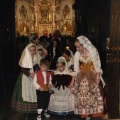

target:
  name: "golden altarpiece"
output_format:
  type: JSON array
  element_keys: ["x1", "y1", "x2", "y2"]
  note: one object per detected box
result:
[{"x1": 15, "y1": 0, "x2": 75, "y2": 36}]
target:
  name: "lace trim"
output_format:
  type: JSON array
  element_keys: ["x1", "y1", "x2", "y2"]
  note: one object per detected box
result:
[{"x1": 80, "y1": 55, "x2": 91, "y2": 63}]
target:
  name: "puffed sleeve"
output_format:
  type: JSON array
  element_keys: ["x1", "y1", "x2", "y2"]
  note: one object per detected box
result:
[
  {"x1": 74, "y1": 51, "x2": 80, "y2": 75},
  {"x1": 92, "y1": 48, "x2": 103, "y2": 74}
]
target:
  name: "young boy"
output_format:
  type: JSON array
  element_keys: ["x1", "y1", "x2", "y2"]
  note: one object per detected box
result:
[{"x1": 33, "y1": 58, "x2": 51, "y2": 120}]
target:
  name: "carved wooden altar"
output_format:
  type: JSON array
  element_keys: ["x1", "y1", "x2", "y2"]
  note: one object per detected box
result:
[{"x1": 15, "y1": 0, "x2": 75, "y2": 36}]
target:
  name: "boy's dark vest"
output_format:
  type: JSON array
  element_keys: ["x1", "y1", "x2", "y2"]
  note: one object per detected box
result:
[{"x1": 36, "y1": 70, "x2": 50, "y2": 91}]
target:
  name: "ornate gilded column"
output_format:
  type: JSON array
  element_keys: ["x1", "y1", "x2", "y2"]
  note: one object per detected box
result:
[
  {"x1": 34, "y1": 0, "x2": 38, "y2": 27},
  {"x1": 107, "y1": 0, "x2": 120, "y2": 118},
  {"x1": 52, "y1": 3, "x2": 55, "y2": 31}
]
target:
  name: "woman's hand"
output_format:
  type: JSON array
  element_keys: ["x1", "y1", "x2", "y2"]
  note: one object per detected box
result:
[
  {"x1": 29, "y1": 73, "x2": 34, "y2": 79},
  {"x1": 96, "y1": 73, "x2": 100, "y2": 84},
  {"x1": 96, "y1": 78, "x2": 100, "y2": 84}
]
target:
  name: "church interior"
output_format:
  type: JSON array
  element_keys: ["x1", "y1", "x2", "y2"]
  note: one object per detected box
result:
[
  {"x1": 0, "y1": 0, "x2": 120, "y2": 120},
  {"x1": 15, "y1": 0, "x2": 75, "y2": 36}
]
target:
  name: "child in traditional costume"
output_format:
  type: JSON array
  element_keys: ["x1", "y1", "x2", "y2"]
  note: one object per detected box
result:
[
  {"x1": 11, "y1": 43, "x2": 41, "y2": 113},
  {"x1": 33, "y1": 59, "x2": 51, "y2": 119},
  {"x1": 48, "y1": 56, "x2": 75, "y2": 116},
  {"x1": 74, "y1": 36, "x2": 106, "y2": 120},
  {"x1": 62, "y1": 50, "x2": 74, "y2": 71}
]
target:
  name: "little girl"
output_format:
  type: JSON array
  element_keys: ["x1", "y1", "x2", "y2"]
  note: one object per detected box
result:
[
  {"x1": 62, "y1": 50, "x2": 74, "y2": 71},
  {"x1": 11, "y1": 43, "x2": 41, "y2": 113},
  {"x1": 48, "y1": 56, "x2": 75, "y2": 115}
]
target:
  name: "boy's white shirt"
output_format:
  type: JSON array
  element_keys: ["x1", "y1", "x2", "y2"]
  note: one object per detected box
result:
[{"x1": 33, "y1": 71, "x2": 52, "y2": 90}]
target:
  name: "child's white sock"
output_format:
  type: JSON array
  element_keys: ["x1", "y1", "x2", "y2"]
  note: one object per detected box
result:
[
  {"x1": 37, "y1": 109, "x2": 43, "y2": 120},
  {"x1": 37, "y1": 109, "x2": 43, "y2": 114}
]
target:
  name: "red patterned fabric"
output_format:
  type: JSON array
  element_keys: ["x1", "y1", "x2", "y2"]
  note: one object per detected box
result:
[{"x1": 36, "y1": 70, "x2": 50, "y2": 88}]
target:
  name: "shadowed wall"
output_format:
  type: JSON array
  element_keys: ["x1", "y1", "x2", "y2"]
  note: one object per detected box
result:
[{"x1": 107, "y1": 0, "x2": 120, "y2": 118}]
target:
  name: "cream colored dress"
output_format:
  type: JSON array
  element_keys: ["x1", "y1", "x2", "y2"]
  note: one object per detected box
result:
[{"x1": 48, "y1": 70, "x2": 75, "y2": 115}]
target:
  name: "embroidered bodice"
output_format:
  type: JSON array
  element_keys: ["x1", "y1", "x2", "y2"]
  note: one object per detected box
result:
[{"x1": 79, "y1": 56, "x2": 95, "y2": 75}]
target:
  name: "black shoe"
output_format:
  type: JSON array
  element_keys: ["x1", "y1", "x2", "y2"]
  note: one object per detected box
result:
[{"x1": 37, "y1": 114, "x2": 41, "y2": 120}]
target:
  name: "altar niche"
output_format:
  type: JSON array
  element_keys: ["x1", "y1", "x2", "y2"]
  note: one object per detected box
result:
[{"x1": 15, "y1": 0, "x2": 75, "y2": 36}]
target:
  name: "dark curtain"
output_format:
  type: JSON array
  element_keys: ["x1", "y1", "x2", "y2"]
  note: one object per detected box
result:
[{"x1": 0, "y1": 0, "x2": 16, "y2": 102}]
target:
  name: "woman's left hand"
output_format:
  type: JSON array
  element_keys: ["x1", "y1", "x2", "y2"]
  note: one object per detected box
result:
[
  {"x1": 96, "y1": 73, "x2": 100, "y2": 84},
  {"x1": 96, "y1": 78, "x2": 100, "y2": 84}
]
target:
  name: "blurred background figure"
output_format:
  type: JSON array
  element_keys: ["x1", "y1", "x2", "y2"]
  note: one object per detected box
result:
[
  {"x1": 47, "y1": 39, "x2": 61, "y2": 70},
  {"x1": 37, "y1": 48, "x2": 45, "y2": 59},
  {"x1": 53, "y1": 30, "x2": 66, "y2": 55},
  {"x1": 62, "y1": 50, "x2": 74, "y2": 71},
  {"x1": 31, "y1": 34, "x2": 48, "y2": 58}
]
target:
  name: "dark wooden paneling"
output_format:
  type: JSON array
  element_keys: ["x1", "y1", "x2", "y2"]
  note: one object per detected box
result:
[{"x1": 107, "y1": 0, "x2": 120, "y2": 118}]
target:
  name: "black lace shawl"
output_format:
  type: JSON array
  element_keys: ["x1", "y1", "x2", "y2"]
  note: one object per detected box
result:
[{"x1": 52, "y1": 74, "x2": 72, "y2": 90}]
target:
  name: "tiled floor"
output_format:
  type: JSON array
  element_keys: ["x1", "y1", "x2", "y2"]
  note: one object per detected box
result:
[
  {"x1": 0, "y1": 102, "x2": 81, "y2": 120},
  {"x1": 0, "y1": 102, "x2": 120, "y2": 120},
  {"x1": 1, "y1": 110, "x2": 120, "y2": 120},
  {"x1": 1, "y1": 110, "x2": 82, "y2": 120}
]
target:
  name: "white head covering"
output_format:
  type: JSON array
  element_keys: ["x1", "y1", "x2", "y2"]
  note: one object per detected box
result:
[
  {"x1": 29, "y1": 34, "x2": 34, "y2": 43},
  {"x1": 19, "y1": 43, "x2": 42, "y2": 68},
  {"x1": 68, "y1": 49, "x2": 74, "y2": 58},
  {"x1": 77, "y1": 35, "x2": 102, "y2": 73},
  {"x1": 74, "y1": 35, "x2": 105, "y2": 87},
  {"x1": 57, "y1": 56, "x2": 68, "y2": 71}
]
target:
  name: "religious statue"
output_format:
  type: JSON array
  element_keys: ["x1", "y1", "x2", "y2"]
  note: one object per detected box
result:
[
  {"x1": 23, "y1": 26, "x2": 27, "y2": 34},
  {"x1": 55, "y1": 0, "x2": 61, "y2": 7},
  {"x1": 62, "y1": 5, "x2": 70, "y2": 19},
  {"x1": 62, "y1": 23, "x2": 67, "y2": 35},
  {"x1": 31, "y1": 14, "x2": 35, "y2": 21},
  {"x1": 56, "y1": 24, "x2": 59, "y2": 29},
  {"x1": 39, "y1": 1, "x2": 51, "y2": 24},
  {"x1": 31, "y1": 25, "x2": 34, "y2": 32},
  {"x1": 19, "y1": 5, "x2": 28, "y2": 20}
]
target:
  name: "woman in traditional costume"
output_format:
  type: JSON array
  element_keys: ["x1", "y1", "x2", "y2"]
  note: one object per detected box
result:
[
  {"x1": 11, "y1": 43, "x2": 41, "y2": 113},
  {"x1": 74, "y1": 35, "x2": 106, "y2": 120}
]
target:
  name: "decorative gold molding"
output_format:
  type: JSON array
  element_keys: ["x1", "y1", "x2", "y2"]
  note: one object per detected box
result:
[{"x1": 15, "y1": 0, "x2": 75, "y2": 36}]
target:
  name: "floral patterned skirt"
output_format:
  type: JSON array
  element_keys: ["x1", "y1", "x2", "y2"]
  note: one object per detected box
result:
[{"x1": 74, "y1": 76, "x2": 104, "y2": 118}]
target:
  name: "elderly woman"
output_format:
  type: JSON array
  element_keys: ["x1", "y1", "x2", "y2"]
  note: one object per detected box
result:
[{"x1": 74, "y1": 36, "x2": 106, "y2": 120}]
